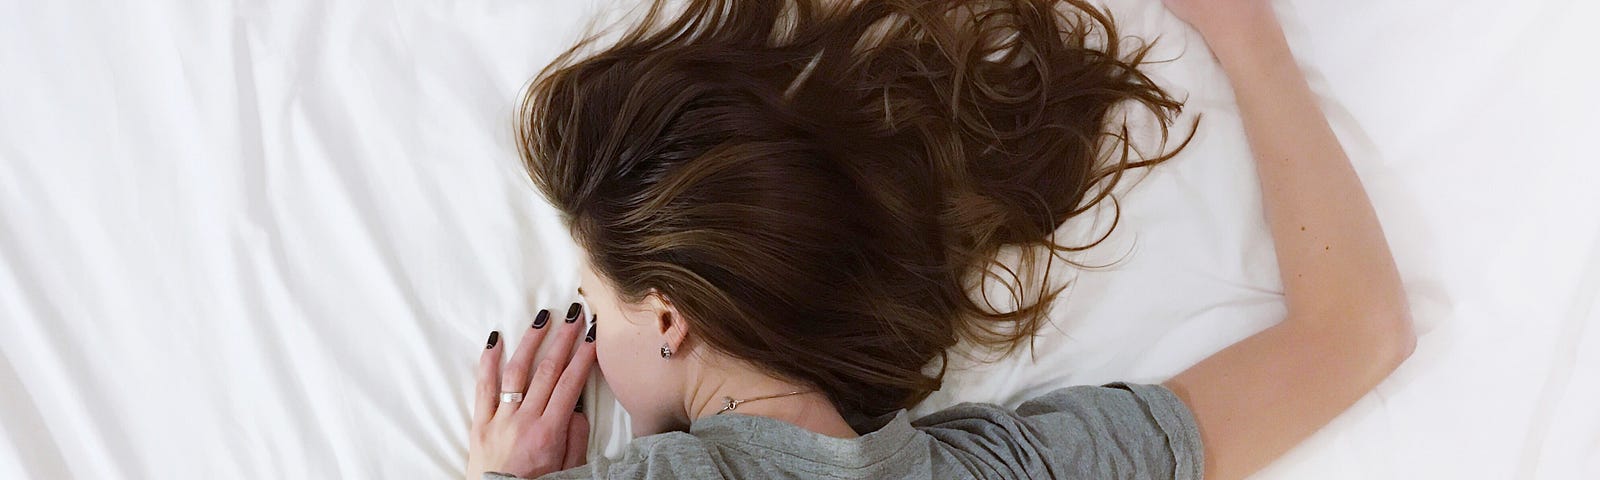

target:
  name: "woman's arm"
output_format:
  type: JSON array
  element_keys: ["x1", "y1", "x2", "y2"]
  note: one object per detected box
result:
[{"x1": 1159, "y1": 4, "x2": 1417, "y2": 480}]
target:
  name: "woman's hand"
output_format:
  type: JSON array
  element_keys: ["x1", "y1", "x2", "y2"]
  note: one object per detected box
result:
[
  {"x1": 1161, "y1": 0, "x2": 1279, "y2": 58},
  {"x1": 466, "y1": 305, "x2": 598, "y2": 480}
]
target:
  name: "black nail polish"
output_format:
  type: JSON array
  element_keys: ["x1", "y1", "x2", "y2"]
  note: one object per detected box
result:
[
  {"x1": 584, "y1": 323, "x2": 596, "y2": 343},
  {"x1": 532, "y1": 309, "x2": 550, "y2": 329},
  {"x1": 565, "y1": 302, "x2": 582, "y2": 323},
  {"x1": 485, "y1": 331, "x2": 499, "y2": 349}
]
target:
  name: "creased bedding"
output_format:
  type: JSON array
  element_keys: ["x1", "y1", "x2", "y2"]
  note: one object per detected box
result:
[{"x1": 1, "y1": 0, "x2": 1596, "y2": 478}]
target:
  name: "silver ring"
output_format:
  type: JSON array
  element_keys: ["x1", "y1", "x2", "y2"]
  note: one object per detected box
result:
[{"x1": 499, "y1": 391, "x2": 524, "y2": 404}]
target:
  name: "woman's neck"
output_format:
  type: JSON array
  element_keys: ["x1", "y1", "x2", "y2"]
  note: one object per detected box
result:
[{"x1": 680, "y1": 360, "x2": 859, "y2": 439}]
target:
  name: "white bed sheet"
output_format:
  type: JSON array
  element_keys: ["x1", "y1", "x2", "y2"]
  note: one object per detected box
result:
[{"x1": 1, "y1": 0, "x2": 1595, "y2": 478}]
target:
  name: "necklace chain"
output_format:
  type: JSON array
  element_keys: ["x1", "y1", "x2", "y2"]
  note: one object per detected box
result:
[{"x1": 715, "y1": 390, "x2": 811, "y2": 415}]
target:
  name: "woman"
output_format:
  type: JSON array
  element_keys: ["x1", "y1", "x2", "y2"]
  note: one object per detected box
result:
[{"x1": 466, "y1": 0, "x2": 1416, "y2": 478}]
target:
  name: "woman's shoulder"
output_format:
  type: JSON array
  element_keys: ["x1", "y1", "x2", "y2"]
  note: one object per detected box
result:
[{"x1": 911, "y1": 382, "x2": 1204, "y2": 480}]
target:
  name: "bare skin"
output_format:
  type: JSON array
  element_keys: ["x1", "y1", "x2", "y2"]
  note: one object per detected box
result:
[{"x1": 676, "y1": 354, "x2": 860, "y2": 439}]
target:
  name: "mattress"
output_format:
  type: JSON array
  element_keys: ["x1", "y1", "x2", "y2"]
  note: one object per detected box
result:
[{"x1": 1, "y1": 0, "x2": 1595, "y2": 478}]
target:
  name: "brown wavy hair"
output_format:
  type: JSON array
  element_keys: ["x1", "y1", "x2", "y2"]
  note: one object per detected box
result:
[{"x1": 516, "y1": 0, "x2": 1193, "y2": 419}]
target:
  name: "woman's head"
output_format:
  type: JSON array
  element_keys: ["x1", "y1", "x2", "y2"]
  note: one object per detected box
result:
[{"x1": 518, "y1": 0, "x2": 1191, "y2": 432}]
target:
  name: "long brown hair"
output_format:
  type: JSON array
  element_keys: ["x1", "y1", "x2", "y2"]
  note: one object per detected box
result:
[{"x1": 516, "y1": 0, "x2": 1193, "y2": 419}]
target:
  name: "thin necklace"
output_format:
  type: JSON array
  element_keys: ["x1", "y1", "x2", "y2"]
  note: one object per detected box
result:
[{"x1": 715, "y1": 390, "x2": 812, "y2": 415}]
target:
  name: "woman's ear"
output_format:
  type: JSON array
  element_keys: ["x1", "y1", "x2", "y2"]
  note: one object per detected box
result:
[{"x1": 648, "y1": 289, "x2": 689, "y2": 353}]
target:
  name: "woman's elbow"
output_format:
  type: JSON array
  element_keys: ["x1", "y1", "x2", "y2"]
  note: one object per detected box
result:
[{"x1": 1371, "y1": 307, "x2": 1417, "y2": 372}]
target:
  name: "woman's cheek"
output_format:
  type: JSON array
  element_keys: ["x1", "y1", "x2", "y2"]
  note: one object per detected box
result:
[
  {"x1": 594, "y1": 321, "x2": 620, "y2": 379},
  {"x1": 594, "y1": 320, "x2": 645, "y2": 409}
]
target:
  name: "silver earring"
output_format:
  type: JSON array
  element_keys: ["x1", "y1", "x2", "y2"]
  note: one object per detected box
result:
[{"x1": 659, "y1": 344, "x2": 673, "y2": 359}]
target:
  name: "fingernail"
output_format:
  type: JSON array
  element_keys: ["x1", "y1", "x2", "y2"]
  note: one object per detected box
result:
[
  {"x1": 532, "y1": 309, "x2": 550, "y2": 329},
  {"x1": 565, "y1": 302, "x2": 582, "y2": 323},
  {"x1": 584, "y1": 323, "x2": 596, "y2": 343},
  {"x1": 485, "y1": 331, "x2": 499, "y2": 349}
]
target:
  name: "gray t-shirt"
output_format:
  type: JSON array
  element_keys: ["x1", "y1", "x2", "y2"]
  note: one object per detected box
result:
[{"x1": 487, "y1": 382, "x2": 1203, "y2": 479}]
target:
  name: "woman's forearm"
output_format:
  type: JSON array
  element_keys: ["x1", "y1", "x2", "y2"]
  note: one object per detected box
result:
[{"x1": 1211, "y1": 15, "x2": 1410, "y2": 325}]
